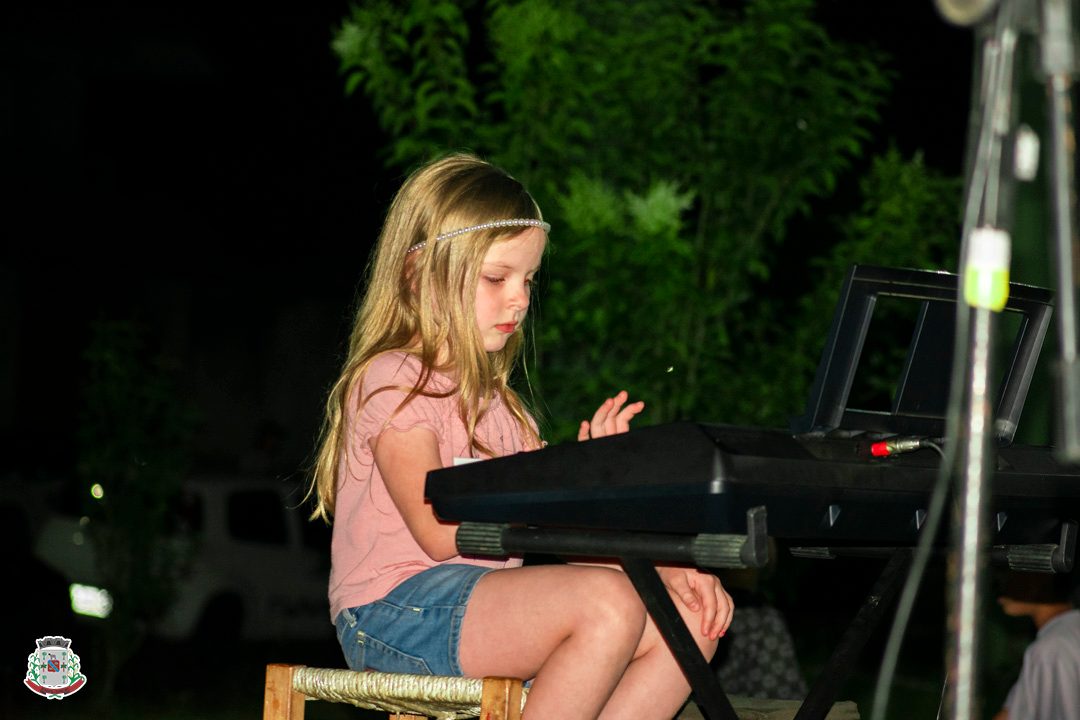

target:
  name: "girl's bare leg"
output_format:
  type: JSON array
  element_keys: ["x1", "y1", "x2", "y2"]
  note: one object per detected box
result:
[
  {"x1": 459, "y1": 564, "x2": 717, "y2": 720},
  {"x1": 597, "y1": 587, "x2": 718, "y2": 720}
]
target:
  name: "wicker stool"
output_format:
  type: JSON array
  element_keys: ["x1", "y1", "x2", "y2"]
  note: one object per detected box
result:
[{"x1": 263, "y1": 664, "x2": 526, "y2": 720}]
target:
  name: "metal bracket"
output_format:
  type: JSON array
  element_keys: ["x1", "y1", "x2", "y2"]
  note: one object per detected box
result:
[
  {"x1": 990, "y1": 520, "x2": 1077, "y2": 572},
  {"x1": 455, "y1": 506, "x2": 770, "y2": 569}
]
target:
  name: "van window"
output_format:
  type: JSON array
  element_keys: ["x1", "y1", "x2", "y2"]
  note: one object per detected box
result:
[{"x1": 227, "y1": 490, "x2": 288, "y2": 544}]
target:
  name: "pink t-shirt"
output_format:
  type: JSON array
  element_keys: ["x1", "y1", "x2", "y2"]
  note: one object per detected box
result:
[{"x1": 328, "y1": 352, "x2": 532, "y2": 622}]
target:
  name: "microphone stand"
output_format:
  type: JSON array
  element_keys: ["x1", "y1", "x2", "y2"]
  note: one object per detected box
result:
[
  {"x1": 889, "y1": 4, "x2": 1077, "y2": 720},
  {"x1": 938, "y1": 2, "x2": 1078, "y2": 720},
  {"x1": 944, "y1": 3, "x2": 1025, "y2": 720}
]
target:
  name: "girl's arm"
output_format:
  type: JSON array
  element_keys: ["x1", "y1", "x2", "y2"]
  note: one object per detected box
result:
[{"x1": 371, "y1": 425, "x2": 459, "y2": 561}]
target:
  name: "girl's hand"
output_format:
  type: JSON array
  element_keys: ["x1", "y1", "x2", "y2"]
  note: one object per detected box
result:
[
  {"x1": 657, "y1": 566, "x2": 734, "y2": 641},
  {"x1": 577, "y1": 390, "x2": 645, "y2": 440}
]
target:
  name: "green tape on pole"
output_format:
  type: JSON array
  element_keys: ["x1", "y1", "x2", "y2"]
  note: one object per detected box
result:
[
  {"x1": 964, "y1": 268, "x2": 1010, "y2": 311},
  {"x1": 964, "y1": 227, "x2": 1011, "y2": 311}
]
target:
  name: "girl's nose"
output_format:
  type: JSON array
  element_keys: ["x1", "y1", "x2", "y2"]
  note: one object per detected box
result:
[{"x1": 509, "y1": 281, "x2": 530, "y2": 310}]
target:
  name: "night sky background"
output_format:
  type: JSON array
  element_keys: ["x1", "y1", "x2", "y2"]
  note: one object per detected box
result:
[{"x1": 2, "y1": 1, "x2": 1020, "y2": 717}]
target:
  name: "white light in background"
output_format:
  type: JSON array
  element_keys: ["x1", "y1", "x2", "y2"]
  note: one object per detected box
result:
[{"x1": 70, "y1": 583, "x2": 112, "y2": 619}]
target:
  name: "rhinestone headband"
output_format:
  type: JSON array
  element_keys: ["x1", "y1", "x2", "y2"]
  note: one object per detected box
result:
[{"x1": 406, "y1": 218, "x2": 550, "y2": 254}]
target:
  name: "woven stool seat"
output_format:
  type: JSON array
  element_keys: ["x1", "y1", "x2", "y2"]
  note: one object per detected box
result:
[{"x1": 263, "y1": 663, "x2": 526, "y2": 720}]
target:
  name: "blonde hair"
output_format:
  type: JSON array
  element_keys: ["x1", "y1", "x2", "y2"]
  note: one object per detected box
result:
[{"x1": 309, "y1": 153, "x2": 545, "y2": 522}]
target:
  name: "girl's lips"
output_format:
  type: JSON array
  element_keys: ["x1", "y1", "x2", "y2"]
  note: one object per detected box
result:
[{"x1": 496, "y1": 323, "x2": 517, "y2": 333}]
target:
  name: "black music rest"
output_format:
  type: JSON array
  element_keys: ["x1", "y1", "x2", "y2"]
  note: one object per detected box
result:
[{"x1": 427, "y1": 421, "x2": 1080, "y2": 547}]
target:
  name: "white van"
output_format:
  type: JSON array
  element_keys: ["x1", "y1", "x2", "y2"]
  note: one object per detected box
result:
[{"x1": 33, "y1": 476, "x2": 333, "y2": 642}]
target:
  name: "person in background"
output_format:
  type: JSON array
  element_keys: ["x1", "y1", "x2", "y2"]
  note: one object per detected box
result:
[{"x1": 993, "y1": 570, "x2": 1080, "y2": 720}]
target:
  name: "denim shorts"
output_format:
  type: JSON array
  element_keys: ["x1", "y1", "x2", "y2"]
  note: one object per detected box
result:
[{"x1": 335, "y1": 564, "x2": 492, "y2": 677}]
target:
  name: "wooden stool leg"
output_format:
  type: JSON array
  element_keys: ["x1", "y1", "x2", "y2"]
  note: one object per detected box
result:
[
  {"x1": 264, "y1": 664, "x2": 306, "y2": 720},
  {"x1": 480, "y1": 677, "x2": 524, "y2": 720}
]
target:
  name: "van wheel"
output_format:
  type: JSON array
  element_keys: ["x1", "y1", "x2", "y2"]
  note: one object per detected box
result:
[{"x1": 195, "y1": 595, "x2": 243, "y2": 642}]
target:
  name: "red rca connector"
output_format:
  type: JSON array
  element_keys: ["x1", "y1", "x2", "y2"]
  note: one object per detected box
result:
[{"x1": 870, "y1": 437, "x2": 925, "y2": 457}]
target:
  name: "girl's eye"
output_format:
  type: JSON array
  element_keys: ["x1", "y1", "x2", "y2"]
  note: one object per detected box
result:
[{"x1": 484, "y1": 276, "x2": 505, "y2": 285}]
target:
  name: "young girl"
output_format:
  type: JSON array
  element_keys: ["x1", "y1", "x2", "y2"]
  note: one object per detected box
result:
[{"x1": 310, "y1": 153, "x2": 733, "y2": 720}]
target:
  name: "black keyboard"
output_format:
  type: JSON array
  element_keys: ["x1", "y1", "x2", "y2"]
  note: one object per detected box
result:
[{"x1": 426, "y1": 422, "x2": 1080, "y2": 546}]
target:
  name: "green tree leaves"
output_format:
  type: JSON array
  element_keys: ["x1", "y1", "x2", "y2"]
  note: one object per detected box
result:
[
  {"x1": 335, "y1": 0, "x2": 478, "y2": 165},
  {"x1": 333, "y1": 0, "x2": 959, "y2": 439}
]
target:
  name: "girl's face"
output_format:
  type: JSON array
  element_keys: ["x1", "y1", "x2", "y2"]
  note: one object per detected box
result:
[{"x1": 474, "y1": 227, "x2": 546, "y2": 352}]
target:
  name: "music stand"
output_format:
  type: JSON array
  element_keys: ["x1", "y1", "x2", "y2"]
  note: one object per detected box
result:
[{"x1": 791, "y1": 264, "x2": 1053, "y2": 443}]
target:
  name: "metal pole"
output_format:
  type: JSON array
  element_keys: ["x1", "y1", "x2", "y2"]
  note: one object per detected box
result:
[{"x1": 947, "y1": 306, "x2": 997, "y2": 720}]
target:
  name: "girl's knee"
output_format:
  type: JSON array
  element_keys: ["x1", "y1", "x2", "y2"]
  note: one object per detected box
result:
[{"x1": 575, "y1": 568, "x2": 647, "y2": 637}]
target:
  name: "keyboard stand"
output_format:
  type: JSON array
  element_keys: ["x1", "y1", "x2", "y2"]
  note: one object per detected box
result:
[
  {"x1": 620, "y1": 556, "x2": 739, "y2": 720},
  {"x1": 793, "y1": 549, "x2": 911, "y2": 720},
  {"x1": 456, "y1": 521, "x2": 916, "y2": 720},
  {"x1": 456, "y1": 511, "x2": 765, "y2": 720}
]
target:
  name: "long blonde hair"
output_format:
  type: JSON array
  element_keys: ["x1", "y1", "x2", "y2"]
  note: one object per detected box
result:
[{"x1": 309, "y1": 153, "x2": 545, "y2": 522}]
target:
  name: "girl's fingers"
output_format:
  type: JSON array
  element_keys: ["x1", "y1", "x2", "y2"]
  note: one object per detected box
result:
[
  {"x1": 584, "y1": 392, "x2": 643, "y2": 440},
  {"x1": 716, "y1": 587, "x2": 734, "y2": 638},
  {"x1": 590, "y1": 398, "x2": 614, "y2": 437},
  {"x1": 697, "y1": 581, "x2": 729, "y2": 637},
  {"x1": 605, "y1": 393, "x2": 626, "y2": 435},
  {"x1": 710, "y1": 586, "x2": 724, "y2": 638},
  {"x1": 667, "y1": 571, "x2": 699, "y2": 611},
  {"x1": 697, "y1": 578, "x2": 717, "y2": 637},
  {"x1": 615, "y1": 401, "x2": 645, "y2": 433},
  {"x1": 678, "y1": 571, "x2": 711, "y2": 617},
  {"x1": 604, "y1": 403, "x2": 622, "y2": 436},
  {"x1": 605, "y1": 391, "x2": 633, "y2": 436}
]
